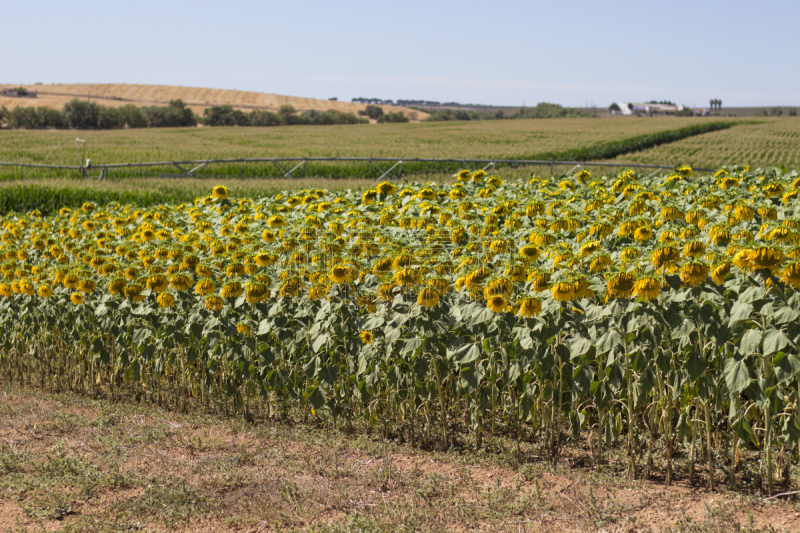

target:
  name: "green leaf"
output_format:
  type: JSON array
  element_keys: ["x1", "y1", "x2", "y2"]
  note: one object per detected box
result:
[
  {"x1": 738, "y1": 329, "x2": 761, "y2": 356},
  {"x1": 596, "y1": 329, "x2": 621, "y2": 355},
  {"x1": 774, "y1": 353, "x2": 800, "y2": 384},
  {"x1": 132, "y1": 328, "x2": 151, "y2": 344},
  {"x1": 460, "y1": 344, "x2": 481, "y2": 364},
  {"x1": 570, "y1": 337, "x2": 592, "y2": 359},
  {"x1": 686, "y1": 349, "x2": 706, "y2": 380},
  {"x1": 312, "y1": 334, "x2": 329, "y2": 352},
  {"x1": 739, "y1": 286, "x2": 766, "y2": 303},
  {"x1": 729, "y1": 302, "x2": 754, "y2": 326},
  {"x1": 724, "y1": 358, "x2": 751, "y2": 394},
  {"x1": 569, "y1": 410, "x2": 586, "y2": 440},
  {"x1": 764, "y1": 328, "x2": 790, "y2": 356}
]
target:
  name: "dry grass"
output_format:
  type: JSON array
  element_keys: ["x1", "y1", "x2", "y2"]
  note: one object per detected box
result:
[
  {"x1": 0, "y1": 83, "x2": 426, "y2": 119},
  {"x1": 0, "y1": 385, "x2": 798, "y2": 533}
]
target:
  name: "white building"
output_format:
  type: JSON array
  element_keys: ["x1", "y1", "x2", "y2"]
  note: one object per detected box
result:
[{"x1": 611, "y1": 102, "x2": 685, "y2": 115}]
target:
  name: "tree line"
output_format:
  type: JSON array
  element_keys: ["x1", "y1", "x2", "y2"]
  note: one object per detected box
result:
[
  {"x1": 422, "y1": 102, "x2": 596, "y2": 122},
  {"x1": 0, "y1": 99, "x2": 411, "y2": 130}
]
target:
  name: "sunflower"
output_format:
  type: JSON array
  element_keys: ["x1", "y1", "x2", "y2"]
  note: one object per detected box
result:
[
  {"x1": 222, "y1": 281, "x2": 243, "y2": 299},
  {"x1": 519, "y1": 245, "x2": 540, "y2": 261},
  {"x1": 372, "y1": 258, "x2": 394, "y2": 275},
  {"x1": 377, "y1": 282, "x2": 399, "y2": 302},
  {"x1": 70, "y1": 292, "x2": 84, "y2": 305},
  {"x1": 124, "y1": 284, "x2": 145, "y2": 303},
  {"x1": 205, "y1": 295, "x2": 223, "y2": 312},
  {"x1": 394, "y1": 268, "x2": 417, "y2": 289},
  {"x1": 279, "y1": 279, "x2": 304, "y2": 298},
  {"x1": 732, "y1": 249, "x2": 753, "y2": 271},
  {"x1": 246, "y1": 283, "x2": 270, "y2": 303},
  {"x1": 633, "y1": 227, "x2": 654, "y2": 242},
  {"x1": 360, "y1": 330, "x2": 374, "y2": 344},
  {"x1": 750, "y1": 246, "x2": 784, "y2": 271},
  {"x1": 170, "y1": 274, "x2": 193, "y2": 292},
  {"x1": 680, "y1": 261, "x2": 709, "y2": 286},
  {"x1": 551, "y1": 282, "x2": 575, "y2": 302},
  {"x1": 0, "y1": 284, "x2": 11, "y2": 297},
  {"x1": 109, "y1": 278, "x2": 127, "y2": 295},
  {"x1": 683, "y1": 241, "x2": 706, "y2": 258},
  {"x1": 518, "y1": 297, "x2": 542, "y2": 318},
  {"x1": 620, "y1": 248, "x2": 641, "y2": 262},
  {"x1": 677, "y1": 165, "x2": 693, "y2": 178},
  {"x1": 781, "y1": 263, "x2": 800, "y2": 288},
  {"x1": 78, "y1": 279, "x2": 96, "y2": 293},
  {"x1": 267, "y1": 216, "x2": 287, "y2": 228},
  {"x1": 632, "y1": 277, "x2": 660, "y2": 300},
  {"x1": 733, "y1": 205, "x2": 755, "y2": 223},
  {"x1": 38, "y1": 285, "x2": 53, "y2": 298},
  {"x1": 376, "y1": 182, "x2": 397, "y2": 195},
  {"x1": 417, "y1": 287, "x2": 441, "y2": 309},
  {"x1": 156, "y1": 293, "x2": 175, "y2": 308},
  {"x1": 236, "y1": 323, "x2": 252, "y2": 336},
  {"x1": 63, "y1": 273, "x2": 79, "y2": 289},
  {"x1": 579, "y1": 241, "x2": 602, "y2": 258},
  {"x1": 572, "y1": 276, "x2": 593, "y2": 299},
  {"x1": 308, "y1": 283, "x2": 329, "y2": 300},
  {"x1": 146, "y1": 274, "x2": 168, "y2": 293},
  {"x1": 487, "y1": 294, "x2": 508, "y2": 312},
  {"x1": 330, "y1": 264, "x2": 353, "y2": 284},
  {"x1": 212, "y1": 185, "x2": 229, "y2": 200},
  {"x1": 590, "y1": 254, "x2": 613, "y2": 273},
  {"x1": 712, "y1": 262, "x2": 732, "y2": 285},
  {"x1": 608, "y1": 272, "x2": 636, "y2": 299}
]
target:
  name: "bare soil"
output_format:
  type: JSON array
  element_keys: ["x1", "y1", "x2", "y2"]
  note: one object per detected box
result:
[{"x1": 1, "y1": 387, "x2": 798, "y2": 532}]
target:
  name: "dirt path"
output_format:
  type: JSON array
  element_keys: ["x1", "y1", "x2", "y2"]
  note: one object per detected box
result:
[{"x1": 0, "y1": 387, "x2": 797, "y2": 532}]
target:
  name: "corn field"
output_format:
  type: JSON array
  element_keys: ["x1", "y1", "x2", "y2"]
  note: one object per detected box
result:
[{"x1": 3, "y1": 164, "x2": 800, "y2": 494}]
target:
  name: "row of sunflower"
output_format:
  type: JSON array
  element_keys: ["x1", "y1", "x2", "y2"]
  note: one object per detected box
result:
[{"x1": 2, "y1": 164, "x2": 800, "y2": 492}]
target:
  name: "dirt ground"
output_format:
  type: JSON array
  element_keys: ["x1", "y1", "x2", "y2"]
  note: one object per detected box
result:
[{"x1": 1, "y1": 386, "x2": 799, "y2": 532}]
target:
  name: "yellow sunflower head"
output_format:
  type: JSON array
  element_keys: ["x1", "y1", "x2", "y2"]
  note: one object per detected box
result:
[{"x1": 212, "y1": 185, "x2": 229, "y2": 200}]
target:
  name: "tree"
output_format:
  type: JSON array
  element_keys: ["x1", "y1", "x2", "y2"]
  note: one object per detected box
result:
[
  {"x1": 143, "y1": 99, "x2": 197, "y2": 127},
  {"x1": 378, "y1": 111, "x2": 409, "y2": 123},
  {"x1": 119, "y1": 104, "x2": 147, "y2": 128},
  {"x1": 202, "y1": 105, "x2": 248, "y2": 126},
  {"x1": 278, "y1": 105, "x2": 299, "y2": 125},
  {"x1": 249, "y1": 110, "x2": 283, "y2": 126},
  {"x1": 63, "y1": 99, "x2": 100, "y2": 129},
  {"x1": 609, "y1": 103, "x2": 621, "y2": 112},
  {"x1": 363, "y1": 105, "x2": 384, "y2": 120}
]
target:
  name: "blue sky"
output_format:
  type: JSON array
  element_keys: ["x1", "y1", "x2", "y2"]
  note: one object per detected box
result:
[{"x1": 2, "y1": 0, "x2": 798, "y2": 107}]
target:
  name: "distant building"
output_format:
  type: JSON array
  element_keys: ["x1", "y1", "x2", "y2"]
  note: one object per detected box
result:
[{"x1": 611, "y1": 102, "x2": 685, "y2": 115}]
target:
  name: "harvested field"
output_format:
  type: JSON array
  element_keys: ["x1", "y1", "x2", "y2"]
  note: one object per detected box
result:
[{"x1": 0, "y1": 83, "x2": 426, "y2": 119}]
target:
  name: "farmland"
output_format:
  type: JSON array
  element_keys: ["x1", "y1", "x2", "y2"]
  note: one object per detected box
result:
[
  {"x1": 2, "y1": 164, "x2": 800, "y2": 496},
  {"x1": 0, "y1": 83, "x2": 424, "y2": 118},
  {"x1": 0, "y1": 116, "x2": 736, "y2": 172},
  {"x1": 610, "y1": 117, "x2": 800, "y2": 170}
]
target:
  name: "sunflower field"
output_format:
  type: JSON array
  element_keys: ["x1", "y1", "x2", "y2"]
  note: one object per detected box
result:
[{"x1": 3, "y1": 164, "x2": 800, "y2": 493}]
